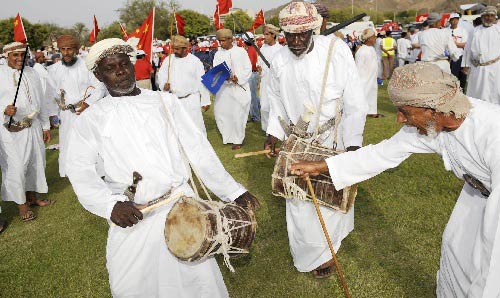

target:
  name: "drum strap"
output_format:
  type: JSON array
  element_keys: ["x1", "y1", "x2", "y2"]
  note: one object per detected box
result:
[
  {"x1": 157, "y1": 92, "x2": 213, "y2": 201},
  {"x1": 312, "y1": 37, "x2": 343, "y2": 150}
]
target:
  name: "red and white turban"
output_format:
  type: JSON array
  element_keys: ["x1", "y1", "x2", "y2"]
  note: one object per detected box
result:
[{"x1": 279, "y1": 2, "x2": 323, "y2": 34}]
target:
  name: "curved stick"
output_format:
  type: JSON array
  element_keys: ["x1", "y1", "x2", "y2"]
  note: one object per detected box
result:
[{"x1": 306, "y1": 177, "x2": 350, "y2": 298}]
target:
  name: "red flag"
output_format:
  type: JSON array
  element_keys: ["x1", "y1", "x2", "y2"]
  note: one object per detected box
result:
[
  {"x1": 249, "y1": 9, "x2": 265, "y2": 31},
  {"x1": 131, "y1": 8, "x2": 155, "y2": 62},
  {"x1": 416, "y1": 13, "x2": 429, "y2": 22},
  {"x1": 13, "y1": 13, "x2": 28, "y2": 43},
  {"x1": 440, "y1": 13, "x2": 451, "y2": 27},
  {"x1": 89, "y1": 15, "x2": 100, "y2": 44},
  {"x1": 214, "y1": 6, "x2": 224, "y2": 30},
  {"x1": 119, "y1": 23, "x2": 129, "y2": 40},
  {"x1": 175, "y1": 13, "x2": 185, "y2": 36},
  {"x1": 217, "y1": 0, "x2": 232, "y2": 15}
]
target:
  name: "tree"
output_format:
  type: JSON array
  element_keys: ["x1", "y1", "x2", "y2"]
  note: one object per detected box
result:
[
  {"x1": 98, "y1": 21, "x2": 124, "y2": 41},
  {"x1": 70, "y1": 22, "x2": 89, "y2": 45},
  {"x1": 267, "y1": 16, "x2": 280, "y2": 28},
  {"x1": 176, "y1": 10, "x2": 211, "y2": 37},
  {"x1": 223, "y1": 10, "x2": 253, "y2": 34}
]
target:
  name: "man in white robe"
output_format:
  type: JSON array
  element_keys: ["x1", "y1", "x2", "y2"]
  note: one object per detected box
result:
[
  {"x1": 417, "y1": 13, "x2": 461, "y2": 73},
  {"x1": 257, "y1": 24, "x2": 282, "y2": 132},
  {"x1": 396, "y1": 32, "x2": 412, "y2": 67},
  {"x1": 157, "y1": 35, "x2": 211, "y2": 135},
  {"x1": 46, "y1": 35, "x2": 106, "y2": 177},
  {"x1": 66, "y1": 38, "x2": 259, "y2": 298},
  {"x1": 462, "y1": 7, "x2": 499, "y2": 105},
  {"x1": 0, "y1": 42, "x2": 52, "y2": 221},
  {"x1": 292, "y1": 63, "x2": 500, "y2": 297},
  {"x1": 355, "y1": 28, "x2": 379, "y2": 117},
  {"x1": 213, "y1": 29, "x2": 252, "y2": 150},
  {"x1": 265, "y1": 2, "x2": 368, "y2": 278}
]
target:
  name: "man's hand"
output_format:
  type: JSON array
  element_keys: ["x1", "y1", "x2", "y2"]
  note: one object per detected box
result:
[
  {"x1": 43, "y1": 130, "x2": 51, "y2": 144},
  {"x1": 462, "y1": 67, "x2": 469, "y2": 75},
  {"x1": 230, "y1": 75, "x2": 239, "y2": 84},
  {"x1": 4, "y1": 105, "x2": 16, "y2": 116},
  {"x1": 202, "y1": 105, "x2": 210, "y2": 112},
  {"x1": 264, "y1": 135, "x2": 279, "y2": 158},
  {"x1": 234, "y1": 191, "x2": 261, "y2": 211},
  {"x1": 290, "y1": 160, "x2": 328, "y2": 178},
  {"x1": 111, "y1": 201, "x2": 143, "y2": 228},
  {"x1": 76, "y1": 102, "x2": 89, "y2": 115},
  {"x1": 163, "y1": 83, "x2": 171, "y2": 92}
]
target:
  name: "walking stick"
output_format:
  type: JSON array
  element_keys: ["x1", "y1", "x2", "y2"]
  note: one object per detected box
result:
[
  {"x1": 8, "y1": 44, "x2": 30, "y2": 128},
  {"x1": 305, "y1": 177, "x2": 351, "y2": 298},
  {"x1": 166, "y1": 6, "x2": 175, "y2": 88}
]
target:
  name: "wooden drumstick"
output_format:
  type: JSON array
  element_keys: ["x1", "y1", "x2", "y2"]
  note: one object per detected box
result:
[
  {"x1": 305, "y1": 177, "x2": 350, "y2": 298},
  {"x1": 234, "y1": 149, "x2": 280, "y2": 158}
]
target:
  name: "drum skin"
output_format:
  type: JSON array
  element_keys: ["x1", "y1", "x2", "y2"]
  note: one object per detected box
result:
[{"x1": 165, "y1": 196, "x2": 257, "y2": 262}]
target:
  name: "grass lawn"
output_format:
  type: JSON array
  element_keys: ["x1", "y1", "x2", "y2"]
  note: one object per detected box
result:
[{"x1": 0, "y1": 85, "x2": 463, "y2": 297}]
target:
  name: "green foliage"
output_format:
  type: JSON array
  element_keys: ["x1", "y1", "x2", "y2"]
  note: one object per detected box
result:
[
  {"x1": 98, "y1": 21, "x2": 125, "y2": 40},
  {"x1": 176, "y1": 10, "x2": 211, "y2": 37},
  {"x1": 223, "y1": 10, "x2": 254, "y2": 34},
  {"x1": 0, "y1": 17, "x2": 65, "y2": 50},
  {"x1": 266, "y1": 16, "x2": 280, "y2": 28}
]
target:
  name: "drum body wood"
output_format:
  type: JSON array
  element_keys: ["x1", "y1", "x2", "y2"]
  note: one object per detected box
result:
[
  {"x1": 271, "y1": 134, "x2": 358, "y2": 213},
  {"x1": 165, "y1": 196, "x2": 257, "y2": 262}
]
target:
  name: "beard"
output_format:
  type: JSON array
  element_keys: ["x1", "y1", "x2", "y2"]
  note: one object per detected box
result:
[
  {"x1": 424, "y1": 121, "x2": 440, "y2": 140},
  {"x1": 62, "y1": 56, "x2": 78, "y2": 66},
  {"x1": 289, "y1": 37, "x2": 314, "y2": 60},
  {"x1": 108, "y1": 79, "x2": 137, "y2": 96}
]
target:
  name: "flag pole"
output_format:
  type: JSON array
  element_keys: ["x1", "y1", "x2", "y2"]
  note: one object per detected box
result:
[
  {"x1": 150, "y1": 7, "x2": 155, "y2": 64},
  {"x1": 8, "y1": 44, "x2": 30, "y2": 128},
  {"x1": 167, "y1": 5, "x2": 175, "y2": 86}
]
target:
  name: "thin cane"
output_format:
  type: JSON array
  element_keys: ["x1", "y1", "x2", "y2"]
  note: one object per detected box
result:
[
  {"x1": 305, "y1": 177, "x2": 351, "y2": 298},
  {"x1": 8, "y1": 44, "x2": 30, "y2": 128},
  {"x1": 166, "y1": 6, "x2": 175, "y2": 87}
]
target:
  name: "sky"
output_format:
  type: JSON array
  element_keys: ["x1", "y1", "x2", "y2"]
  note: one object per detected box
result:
[{"x1": 1, "y1": 0, "x2": 290, "y2": 28}]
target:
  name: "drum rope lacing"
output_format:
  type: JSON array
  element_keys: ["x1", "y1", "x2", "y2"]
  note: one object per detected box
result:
[{"x1": 159, "y1": 92, "x2": 251, "y2": 271}]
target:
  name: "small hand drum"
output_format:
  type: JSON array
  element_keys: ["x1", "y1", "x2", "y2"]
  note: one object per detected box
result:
[{"x1": 165, "y1": 196, "x2": 257, "y2": 264}]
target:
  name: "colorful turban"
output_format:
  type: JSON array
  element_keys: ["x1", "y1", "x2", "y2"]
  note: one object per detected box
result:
[
  {"x1": 3, "y1": 41, "x2": 27, "y2": 55},
  {"x1": 481, "y1": 6, "x2": 498, "y2": 16},
  {"x1": 279, "y1": 2, "x2": 323, "y2": 34},
  {"x1": 85, "y1": 38, "x2": 135, "y2": 71},
  {"x1": 172, "y1": 35, "x2": 189, "y2": 48},
  {"x1": 264, "y1": 24, "x2": 280, "y2": 36},
  {"x1": 57, "y1": 35, "x2": 80, "y2": 49},
  {"x1": 388, "y1": 63, "x2": 470, "y2": 118},
  {"x1": 360, "y1": 28, "x2": 376, "y2": 42},
  {"x1": 216, "y1": 29, "x2": 233, "y2": 39}
]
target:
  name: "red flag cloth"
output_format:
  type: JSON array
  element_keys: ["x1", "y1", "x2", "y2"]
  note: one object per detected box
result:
[
  {"x1": 89, "y1": 15, "x2": 100, "y2": 44},
  {"x1": 129, "y1": 9, "x2": 155, "y2": 62},
  {"x1": 13, "y1": 13, "x2": 27, "y2": 43},
  {"x1": 217, "y1": 0, "x2": 232, "y2": 15},
  {"x1": 119, "y1": 23, "x2": 129, "y2": 40},
  {"x1": 214, "y1": 6, "x2": 224, "y2": 30},
  {"x1": 175, "y1": 13, "x2": 185, "y2": 36},
  {"x1": 249, "y1": 9, "x2": 265, "y2": 31},
  {"x1": 416, "y1": 13, "x2": 429, "y2": 22},
  {"x1": 440, "y1": 13, "x2": 451, "y2": 27}
]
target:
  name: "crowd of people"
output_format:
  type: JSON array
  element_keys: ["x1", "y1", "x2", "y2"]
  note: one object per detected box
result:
[{"x1": 0, "y1": 1, "x2": 499, "y2": 297}]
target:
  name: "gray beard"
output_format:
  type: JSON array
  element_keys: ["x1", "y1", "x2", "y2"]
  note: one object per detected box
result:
[
  {"x1": 424, "y1": 121, "x2": 439, "y2": 140},
  {"x1": 290, "y1": 37, "x2": 314, "y2": 60},
  {"x1": 109, "y1": 81, "x2": 137, "y2": 96}
]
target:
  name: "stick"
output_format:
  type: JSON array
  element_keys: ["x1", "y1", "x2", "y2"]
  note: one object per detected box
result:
[
  {"x1": 166, "y1": 6, "x2": 175, "y2": 86},
  {"x1": 234, "y1": 149, "x2": 271, "y2": 158},
  {"x1": 8, "y1": 44, "x2": 30, "y2": 128},
  {"x1": 320, "y1": 13, "x2": 367, "y2": 36},
  {"x1": 306, "y1": 177, "x2": 350, "y2": 298},
  {"x1": 231, "y1": 13, "x2": 271, "y2": 68}
]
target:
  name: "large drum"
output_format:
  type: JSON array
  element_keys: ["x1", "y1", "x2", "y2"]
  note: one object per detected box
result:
[
  {"x1": 165, "y1": 196, "x2": 257, "y2": 264},
  {"x1": 272, "y1": 134, "x2": 358, "y2": 213}
]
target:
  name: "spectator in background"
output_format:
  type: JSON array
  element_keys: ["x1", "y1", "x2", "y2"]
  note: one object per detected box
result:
[
  {"x1": 134, "y1": 50, "x2": 153, "y2": 90},
  {"x1": 408, "y1": 27, "x2": 419, "y2": 63},
  {"x1": 396, "y1": 31, "x2": 412, "y2": 67},
  {"x1": 381, "y1": 30, "x2": 396, "y2": 79},
  {"x1": 243, "y1": 32, "x2": 260, "y2": 123},
  {"x1": 375, "y1": 31, "x2": 384, "y2": 84},
  {"x1": 448, "y1": 13, "x2": 468, "y2": 90},
  {"x1": 356, "y1": 28, "x2": 381, "y2": 118}
]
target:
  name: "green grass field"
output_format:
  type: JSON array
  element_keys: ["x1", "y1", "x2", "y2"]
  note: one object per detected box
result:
[{"x1": 0, "y1": 85, "x2": 463, "y2": 297}]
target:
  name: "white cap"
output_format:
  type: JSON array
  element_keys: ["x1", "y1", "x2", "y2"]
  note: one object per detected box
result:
[
  {"x1": 242, "y1": 32, "x2": 254, "y2": 42},
  {"x1": 450, "y1": 13, "x2": 460, "y2": 19},
  {"x1": 153, "y1": 47, "x2": 163, "y2": 53},
  {"x1": 136, "y1": 50, "x2": 146, "y2": 55}
]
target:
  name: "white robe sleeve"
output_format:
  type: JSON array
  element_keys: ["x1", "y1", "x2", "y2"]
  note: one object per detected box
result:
[
  {"x1": 195, "y1": 59, "x2": 211, "y2": 107},
  {"x1": 157, "y1": 55, "x2": 171, "y2": 91},
  {"x1": 265, "y1": 62, "x2": 287, "y2": 140},
  {"x1": 334, "y1": 41, "x2": 368, "y2": 147},
  {"x1": 446, "y1": 33, "x2": 461, "y2": 62},
  {"x1": 30, "y1": 71, "x2": 51, "y2": 130},
  {"x1": 162, "y1": 93, "x2": 246, "y2": 201},
  {"x1": 45, "y1": 69, "x2": 61, "y2": 116},
  {"x1": 233, "y1": 48, "x2": 252, "y2": 86},
  {"x1": 66, "y1": 111, "x2": 128, "y2": 219},
  {"x1": 326, "y1": 126, "x2": 437, "y2": 190},
  {"x1": 85, "y1": 74, "x2": 107, "y2": 105}
]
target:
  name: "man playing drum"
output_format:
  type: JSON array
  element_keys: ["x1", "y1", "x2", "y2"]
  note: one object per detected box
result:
[
  {"x1": 292, "y1": 63, "x2": 500, "y2": 297},
  {"x1": 264, "y1": 2, "x2": 368, "y2": 278},
  {"x1": 65, "y1": 38, "x2": 259, "y2": 298}
]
